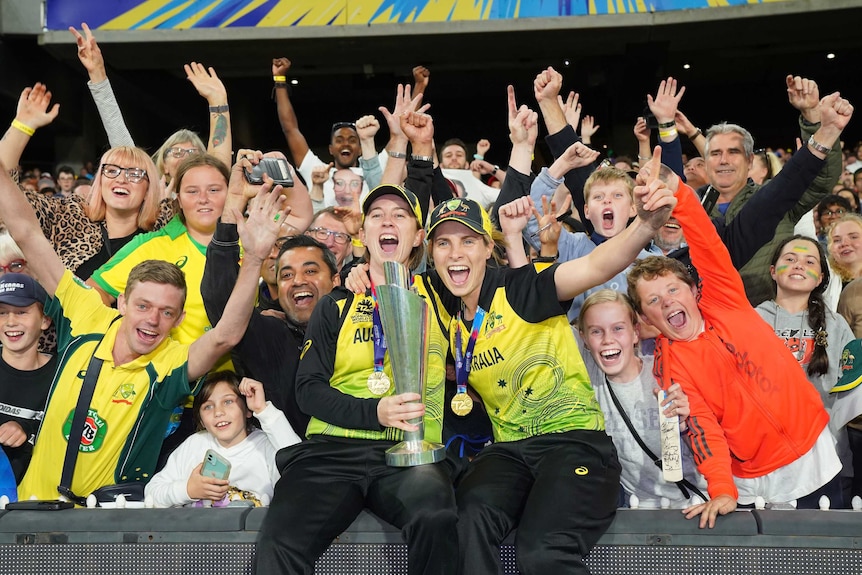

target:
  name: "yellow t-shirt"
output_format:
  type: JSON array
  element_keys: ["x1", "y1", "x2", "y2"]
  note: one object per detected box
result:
[{"x1": 19, "y1": 271, "x2": 194, "y2": 500}]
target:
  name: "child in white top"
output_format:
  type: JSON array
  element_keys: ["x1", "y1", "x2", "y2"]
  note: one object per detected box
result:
[{"x1": 145, "y1": 371, "x2": 301, "y2": 507}]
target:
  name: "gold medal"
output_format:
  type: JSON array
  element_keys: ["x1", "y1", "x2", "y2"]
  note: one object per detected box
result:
[
  {"x1": 451, "y1": 392, "x2": 473, "y2": 416},
  {"x1": 367, "y1": 371, "x2": 391, "y2": 395}
]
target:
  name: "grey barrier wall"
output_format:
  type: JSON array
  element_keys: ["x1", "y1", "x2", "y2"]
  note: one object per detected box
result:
[{"x1": 0, "y1": 508, "x2": 861, "y2": 574}]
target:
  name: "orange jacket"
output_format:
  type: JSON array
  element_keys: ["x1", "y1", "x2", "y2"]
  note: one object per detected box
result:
[{"x1": 653, "y1": 183, "x2": 829, "y2": 500}]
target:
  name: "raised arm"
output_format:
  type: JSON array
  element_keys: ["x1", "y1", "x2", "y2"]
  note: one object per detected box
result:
[
  {"x1": 272, "y1": 57, "x2": 310, "y2": 166},
  {"x1": 0, "y1": 84, "x2": 59, "y2": 174},
  {"x1": 188, "y1": 181, "x2": 288, "y2": 380},
  {"x1": 491, "y1": 86, "x2": 538, "y2": 222},
  {"x1": 379, "y1": 83, "x2": 426, "y2": 186},
  {"x1": 646, "y1": 77, "x2": 685, "y2": 177},
  {"x1": 0, "y1": 99, "x2": 65, "y2": 294},
  {"x1": 356, "y1": 114, "x2": 383, "y2": 189},
  {"x1": 185, "y1": 62, "x2": 232, "y2": 169},
  {"x1": 70, "y1": 23, "x2": 135, "y2": 148}
]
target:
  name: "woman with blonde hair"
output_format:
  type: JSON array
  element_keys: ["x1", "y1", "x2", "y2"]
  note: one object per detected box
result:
[{"x1": 0, "y1": 84, "x2": 168, "y2": 280}]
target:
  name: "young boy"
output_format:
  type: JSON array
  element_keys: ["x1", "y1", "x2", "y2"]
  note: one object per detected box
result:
[
  {"x1": 0, "y1": 273, "x2": 55, "y2": 482},
  {"x1": 627, "y1": 159, "x2": 840, "y2": 528}
]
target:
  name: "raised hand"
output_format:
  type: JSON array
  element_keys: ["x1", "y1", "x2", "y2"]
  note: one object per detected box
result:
[
  {"x1": 184, "y1": 62, "x2": 227, "y2": 106},
  {"x1": 69, "y1": 23, "x2": 107, "y2": 82},
  {"x1": 634, "y1": 146, "x2": 678, "y2": 230},
  {"x1": 15, "y1": 83, "x2": 60, "y2": 130},
  {"x1": 818, "y1": 91, "x2": 854, "y2": 133},
  {"x1": 508, "y1": 85, "x2": 538, "y2": 147},
  {"x1": 557, "y1": 141, "x2": 600, "y2": 171},
  {"x1": 498, "y1": 196, "x2": 533, "y2": 236},
  {"x1": 633, "y1": 117, "x2": 650, "y2": 143},
  {"x1": 379, "y1": 84, "x2": 427, "y2": 142},
  {"x1": 532, "y1": 195, "x2": 570, "y2": 249},
  {"x1": 476, "y1": 138, "x2": 491, "y2": 158},
  {"x1": 311, "y1": 163, "x2": 333, "y2": 186},
  {"x1": 239, "y1": 377, "x2": 267, "y2": 414},
  {"x1": 786, "y1": 75, "x2": 820, "y2": 123},
  {"x1": 333, "y1": 187, "x2": 362, "y2": 237},
  {"x1": 557, "y1": 91, "x2": 582, "y2": 129},
  {"x1": 356, "y1": 115, "x2": 380, "y2": 141},
  {"x1": 580, "y1": 115, "x2": 599, "y2": 141},
  {"x1": 400, "y1": 110, "x2": 434, "y2": 146},
  {"x1": 235, "y1": 177, "x2": 289, "y2": 261},
  {"x1": 412, "y1": 65, "x2": 430, "y2": 92},
  {"x1": 647, "y1": 77, "x2": 685, "y2": 125},
  {"x1": 533, "y1": 66, "x2": 563, "y2": 103},
  {"x1": 272, "y1": 57, "x2": 291, "y2": 77}
]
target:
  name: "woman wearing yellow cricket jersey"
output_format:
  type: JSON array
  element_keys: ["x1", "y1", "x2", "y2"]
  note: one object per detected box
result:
[
  {"x1": 423, "y1": 187, "x2": 674, "y2": 574},
  {"x1": 255, "y1": 184, "x2": 457, "y2": 575}
]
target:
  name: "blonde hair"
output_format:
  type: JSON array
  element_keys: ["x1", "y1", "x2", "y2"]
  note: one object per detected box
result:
[
  {"x1": 583, "y1": 167, "x2": 635, "y2": 203},
  {"x1": 152, "y1": 129, "x2": 206, "y2": 179},
  {"x1": 827, "y1": 212, "x2": 862, "y2": 282},
  {"x1": 88, "y1": 146, "x2": 160, "y2": 230},
  {"x1": 0, "y1": 231, "x2": 25, "y2": 262},
  {"x1": 578, "y1": 289, "x2": 639, "y2": 335}
]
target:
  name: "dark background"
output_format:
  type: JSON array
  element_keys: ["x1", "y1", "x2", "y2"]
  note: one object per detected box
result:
[{"x1": 2, "y1": 3, "x2": 861, "y2": 172}]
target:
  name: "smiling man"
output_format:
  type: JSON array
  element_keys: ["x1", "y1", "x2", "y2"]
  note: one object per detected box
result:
[{"x1": 203, "y1": 218, "x2": 339, "y2": 436}]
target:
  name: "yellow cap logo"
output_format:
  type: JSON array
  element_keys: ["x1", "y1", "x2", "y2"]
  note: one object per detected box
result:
[{"x1": 574, "y1": 466, "x2": 588, "y2": 476}]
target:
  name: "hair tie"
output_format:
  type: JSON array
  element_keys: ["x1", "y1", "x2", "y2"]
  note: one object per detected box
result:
[{"x1": 815, "y1": 329, "x2": 828, "y2": 348}]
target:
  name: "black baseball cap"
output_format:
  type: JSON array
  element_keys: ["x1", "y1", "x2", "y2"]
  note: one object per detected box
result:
[
  {"x1": 427, "y1": 198, "x2": 493, "y2": 237},
  {"x1": 0, "y1": 273, "x2": 47, "y2": 307}
]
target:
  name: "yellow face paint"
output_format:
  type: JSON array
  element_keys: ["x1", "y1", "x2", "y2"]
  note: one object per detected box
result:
[
  {"x1": 791, "y1": 245, "x2": 811, "y2": 253},
  {"x1": 806, "y1": 270, "x2": 820, "y2": 280},
  {"x1": 776, "y1": 265, "x2": 789, "y2": 274}
]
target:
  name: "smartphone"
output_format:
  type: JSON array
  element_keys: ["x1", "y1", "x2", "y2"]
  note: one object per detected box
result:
[
  {"x1": 201, "y1": 449, "x2": 231, "y2": 480},
  {"x1": 6, "y1": 500, "x2": 74, "y2": 510},
  {"x1": 244, "y1": 157, "x2": 294, "y2": 187},
  {"x1": 642, "y1": 106, "x2": 658, "y2": 130},
  {"x1": 700, "y1": 185, "x2": 719, "y2": 214}
]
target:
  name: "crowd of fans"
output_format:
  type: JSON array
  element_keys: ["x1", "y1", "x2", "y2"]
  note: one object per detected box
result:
[{"x1": 0, "y1": 20, "x2": 861, "y2": 574}]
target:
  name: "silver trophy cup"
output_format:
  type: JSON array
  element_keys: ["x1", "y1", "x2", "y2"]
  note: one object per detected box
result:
[{"x1": 376, "y1": 261, "x2": 445, "y2": 466}]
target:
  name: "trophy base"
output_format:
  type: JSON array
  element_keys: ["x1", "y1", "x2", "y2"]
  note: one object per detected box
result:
[{"x1": 385, "y1": 440, "x2": 446, "y2": 467}]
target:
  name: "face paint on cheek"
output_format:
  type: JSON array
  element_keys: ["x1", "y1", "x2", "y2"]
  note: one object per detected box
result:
[
  {"x1": 806, "y1": 270, "x2": 820, "y2": 281},
  {"x1": 776, "y1": 265, "x2": 789, "y2": 274}
]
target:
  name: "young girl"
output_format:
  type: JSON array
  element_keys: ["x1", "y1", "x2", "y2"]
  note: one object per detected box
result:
[
  {"x1": 756, "y1": 235, "x2": 855, "y2": 507},
  {"x1": 578, "y1": 289, "x2": 705, "y2": 509},
  {"x1": 144, "y1": 371, "x2": 301, "y2": 508}
]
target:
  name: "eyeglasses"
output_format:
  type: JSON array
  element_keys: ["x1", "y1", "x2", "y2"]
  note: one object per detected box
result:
[
  {"x1": 164, "y1": 147, "x2": 200, "y2": 159},
  {"x1": 100, "y1": 164, "x2": 149, "y2": 184},
  {"x1": 306, "y1": 227, "x2": 351, "y2": 246},
  {"x1": 823, "y1": 208, "x2": 847, "y2": 217},
  {"x1": 0, "y1": 259, "x2": 26, "y2": 274},
  {"x1": 333, "y1": 178, "x2": 363, "y2": 190},
  {"x1": 331, "y1": 122, "x2": 357, "y2": 135}
]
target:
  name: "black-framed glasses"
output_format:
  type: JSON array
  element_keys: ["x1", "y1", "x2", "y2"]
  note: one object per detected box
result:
[
  {"x1": 331, "y1": 122, "x2": 357, "y2": 135},
  {"x1": 823, "y1": 208, "x2": 847, "y2": 217},
  {"x1": 100, "y1": 164, "x2": 149, "y2": 184},
  {"x1": 164, "y1": 147, "x2": 200, "y2": 159},
  {"x1": 0, "y1": 259, "x2": 26, "y2": 274},
  {"x1": 306, "y1": 227, "x2": 351, "y2": 245}
]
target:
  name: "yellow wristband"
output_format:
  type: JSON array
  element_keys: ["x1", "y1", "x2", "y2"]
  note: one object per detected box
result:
[
  {"x1": 11, "y1": 119, "x2": 35, "y2": 137},
  {"x1": 658, "y1": 128, "x2": 678, "y2": 139},
  {"x1": 273, "y1": 75, "x2": 287, "y2": 83},
  {"x1": 351, "y1": 238, "x2": 364, "y2": 248}
]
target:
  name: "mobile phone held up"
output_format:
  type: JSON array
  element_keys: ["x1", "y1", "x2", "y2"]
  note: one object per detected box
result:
[
  {"x1": 244, "y1": 157, "x2": 294, "y2": 188},
  {"x1": 201, "y1": 449, "x2": 231, "y2": 481}
]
